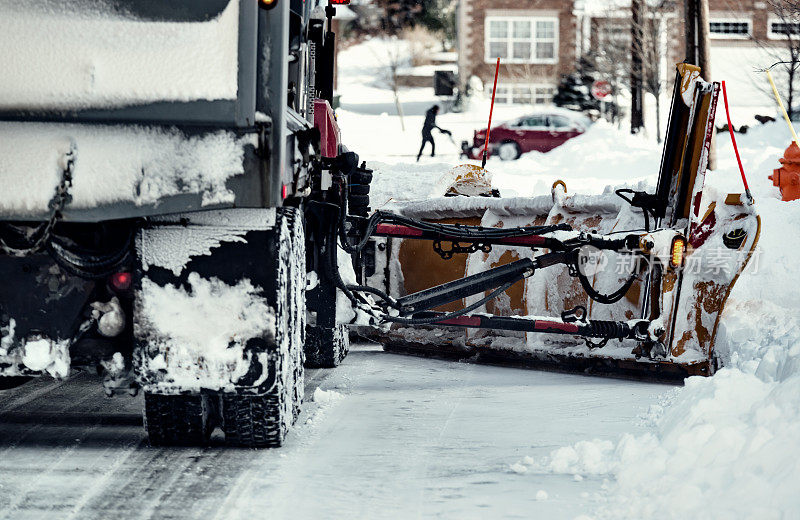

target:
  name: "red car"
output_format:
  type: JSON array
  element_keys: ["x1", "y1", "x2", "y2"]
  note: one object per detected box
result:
[{"x1": 463, "y1": 111, "x2": 591, "y2": 161}]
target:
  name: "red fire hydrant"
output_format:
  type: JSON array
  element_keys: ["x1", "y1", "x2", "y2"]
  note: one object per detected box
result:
[{"x1": 770, "y1": 142, "x2": 800, "y2": 201}]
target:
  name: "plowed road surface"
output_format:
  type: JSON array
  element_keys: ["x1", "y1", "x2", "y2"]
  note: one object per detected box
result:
[{"x1": 0, "y1": 344, "x2": 669, "y2": 519}]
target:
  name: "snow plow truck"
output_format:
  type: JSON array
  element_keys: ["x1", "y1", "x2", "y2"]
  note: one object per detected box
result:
[{"x1": 0, "y1": 0, "x2": 759, "y2": 447}]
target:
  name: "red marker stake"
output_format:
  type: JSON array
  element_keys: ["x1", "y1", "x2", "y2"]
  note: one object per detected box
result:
[
  {"x1": 482, "y1": 58, "x2": 501, "y2": 169},
  {"x1": 721, "y1": 80, "x2": 752, "y2": 202}
]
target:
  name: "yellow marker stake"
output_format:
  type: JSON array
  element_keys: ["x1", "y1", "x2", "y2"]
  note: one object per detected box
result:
[{"x1": 766, "y1": 69, "x2": 800, "y2": 148}]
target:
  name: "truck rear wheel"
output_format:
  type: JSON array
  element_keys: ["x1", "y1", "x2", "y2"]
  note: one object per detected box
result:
[
  {"x1": 304, "y1": 324, "x2": 349, "y2": 368},
  {"x1": 143, "y1": 393, "x2": 214, "y2": 446},
  {"x1": 221, "y1": 207, "x2": 305, "y2": 448}
]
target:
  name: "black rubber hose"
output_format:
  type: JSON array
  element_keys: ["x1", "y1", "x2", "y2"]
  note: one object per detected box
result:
[
  {"x1": 345, "y1": 284, "x2": 402, "y2": 310},
  {"x1": 576, "y1": 259, "x2": 640, "y2": 305}
]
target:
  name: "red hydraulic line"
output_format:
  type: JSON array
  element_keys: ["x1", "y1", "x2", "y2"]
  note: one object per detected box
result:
[
  {"x1": 721, "y1": 81, "x2": 752, "y2": 201},
  {"x1": 482, "y1": 58, "x2": 501, "y2": 169},
  {"x1": 498, "y1": 235, "x2": 549, "y2": 246},
  {"x1": 431, "y1": 314, "x2": 580, "y2": 334},
  {"x1": 533, "y1": 320, "x2": 580, "y2": 333},
  {"x1": 436, "y1": 316, "x2": 482, "y2": 327},
  {"x1": 375, "y1": 223, "x2": 424, "y2": 238}
]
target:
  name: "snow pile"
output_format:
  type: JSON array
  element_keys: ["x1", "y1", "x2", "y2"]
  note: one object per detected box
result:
[
  {"x1": 136, "y1": 273, "x2": 275, "y2": 392},
  {"x1": 312, "y1": 387, "x2": 344, "y2": 405},
  {"x1": 523, "y1": 123, "x2": 800, "y2": 519},
  {"x1": 0, "y1": 123, "x2": 254, "y2": 216},
  {"x1": 536, "y1": 359, "x2": 800, "y2": 518},
  {"x1": 0, "y1": 0, "x2": 239, "y2": 110}
]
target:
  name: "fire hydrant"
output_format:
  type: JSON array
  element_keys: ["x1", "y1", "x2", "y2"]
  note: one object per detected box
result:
[{"x1": 770, "y1": 142, "x2": 800, "y2": 201}]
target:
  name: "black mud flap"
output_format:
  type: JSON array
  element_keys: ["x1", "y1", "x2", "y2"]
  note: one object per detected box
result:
[{"x1": 134, "y1": 224, "x2": 283, "y2": 394}]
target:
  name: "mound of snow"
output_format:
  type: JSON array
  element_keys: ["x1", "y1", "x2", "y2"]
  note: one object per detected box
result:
[
  {"x1": 312, "y1": 387, "x2": 344, "y2": 405},
  {"x1": 534, "y1": 122, "x2": 800, "y2": 519}
]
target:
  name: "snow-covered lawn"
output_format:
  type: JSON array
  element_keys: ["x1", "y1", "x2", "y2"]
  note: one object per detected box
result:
[{"x1": 336, "y1": 37, "x2": 800, "y2": 519}]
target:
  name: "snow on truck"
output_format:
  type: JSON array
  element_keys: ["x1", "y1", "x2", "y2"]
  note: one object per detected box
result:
[{"x1": 0, "y1": 2, "x2": 760, "y2": 447}]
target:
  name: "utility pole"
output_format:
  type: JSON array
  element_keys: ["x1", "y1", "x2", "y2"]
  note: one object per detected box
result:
[
  {"x1": 684, "y1": 0, "x2": 715, "y2": 167},
  {"x1": 684, "y1": 0, "x2": 698, "y2": 65},
  {"x1": 684, "y1": 0, "x2": 711, "y2": 80},
  {"x1": 631, "y1": 0, "x2": 644, "y2": 134}
]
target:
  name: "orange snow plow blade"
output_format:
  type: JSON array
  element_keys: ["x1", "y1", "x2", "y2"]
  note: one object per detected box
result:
[{"x1": 364, "y1": 64, "x2": 760, "y2": 379}]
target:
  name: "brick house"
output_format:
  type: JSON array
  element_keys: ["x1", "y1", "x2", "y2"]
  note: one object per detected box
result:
[
  {"x1": 456, "y1": 0, "x2": 577, "y2": 105},
  {"x1": 456, "y1": 0, "x2": 792, "y2": 107}
]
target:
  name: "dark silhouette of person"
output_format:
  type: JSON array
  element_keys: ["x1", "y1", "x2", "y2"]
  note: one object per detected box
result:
[{"x1": 417, "y1": 105, "x2": 451, "y2": 161}]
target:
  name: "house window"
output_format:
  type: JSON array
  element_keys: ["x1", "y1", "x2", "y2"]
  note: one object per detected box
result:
[
  {"x1": 493, "y1": 84, "x2": 554, "y2": 106},
  {"x1": 769, "y1": 18, "x2": 800, "y2": 39},
  {"x1": 485, "y1": 16, "x2": 559, "y2": 64},
  {"x1": 709, "y1": 19, "x2": 751, "y2": 39}
]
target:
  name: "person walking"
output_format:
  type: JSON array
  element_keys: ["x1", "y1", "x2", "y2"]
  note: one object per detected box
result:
[{"x1": 417, "y1": 105, "x2": 451, "y2": 161}]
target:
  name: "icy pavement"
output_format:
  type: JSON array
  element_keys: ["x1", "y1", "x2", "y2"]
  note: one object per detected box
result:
[{"x1": 0, "y1": 343, "x2": 668, "y2": 519}]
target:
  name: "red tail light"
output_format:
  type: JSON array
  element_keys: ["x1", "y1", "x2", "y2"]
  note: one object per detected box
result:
[{"x1": 110, "y1": 272, "x2": 132, "y2": 292}]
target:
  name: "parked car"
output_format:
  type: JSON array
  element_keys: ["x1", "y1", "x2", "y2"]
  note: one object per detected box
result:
[{"x1": 462, "y1": 110, "x2": 591, "y2": 161}]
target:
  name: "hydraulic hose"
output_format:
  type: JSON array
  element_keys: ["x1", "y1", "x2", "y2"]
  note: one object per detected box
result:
[{"x1": 381, "y1": 280, "x2": 516, "y2": 326}]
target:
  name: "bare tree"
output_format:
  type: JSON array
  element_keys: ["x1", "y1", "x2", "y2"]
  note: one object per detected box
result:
[
  {"x1": 583, "y1": 17, "x2": 632, "y2": 126},
  {"x1": 760, "y1": 0, "x2": 800, "y2": 119},
  {"x1": 719, "y1": 0, "x2": 800, "y2": 118},
  {"x1": 635, "y1": 1, "x2": 675, "y2": 143},
  {"x1": 587, "y1": 1, "x2": 675, "y2": 141},
  {"x1": 374, "y1": 37, "x2": 408, "y2": 130}
]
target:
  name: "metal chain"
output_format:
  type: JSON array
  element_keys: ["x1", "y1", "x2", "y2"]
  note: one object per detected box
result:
[
  {"x1": 0, "y1": 143, "x2": 76, "y2": 257},
  {"x1": 432, "y1": 239, "x2": 492, "y2": 260}
]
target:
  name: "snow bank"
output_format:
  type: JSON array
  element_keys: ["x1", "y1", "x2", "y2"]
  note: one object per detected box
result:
[
  {"x1": 535, "y1": 353, "x2": 800, "y2": 518},
  {"x1": 136, "y1": 273, "x2": 275, "y2": 392},
  {"x1": 531, "y1": 122, "x2": 800, "y2": 519},
  {"x1": 364, "y1": 121, "x2": 661, "y2": 213},
  {"x1": 0, "y1": 0, "x2": 239, "y2": 110},
  {"x1": 0, "y1": 122, "x2": 254, "y2": 216}
]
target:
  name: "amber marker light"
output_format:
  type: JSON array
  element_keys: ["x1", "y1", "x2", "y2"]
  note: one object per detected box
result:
[
  {"x1": 670, "y1": 236, "x2": 686, "y2": 268},
  {"x1": 258, "y1": 0, "x2": 278, "y2": 10}
]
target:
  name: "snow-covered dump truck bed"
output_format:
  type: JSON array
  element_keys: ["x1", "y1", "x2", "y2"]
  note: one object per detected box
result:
[
  {"x1": 0, "y1": 0, "x2": 256, "y2": 126},
  {"x1": 0, "y1": 0, "x2": 299, "y2": 222}
]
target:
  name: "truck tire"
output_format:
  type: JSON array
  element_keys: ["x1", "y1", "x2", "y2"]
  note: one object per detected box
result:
[
  {"x1": 143, "y1": 393, "x2": 214, "y2": 446},
  {"x1": 221, "y1": 207, "x2": 305, "y2": 448},
  {"x1": 304, "y1": 323, "x2": 349, "y2": 368},
  {"x1": 349, "y1": 184, "x2": 370, "y2": 195},
  {"x1": 350, "y1": 168, "x2": 373, "y2": 185}
]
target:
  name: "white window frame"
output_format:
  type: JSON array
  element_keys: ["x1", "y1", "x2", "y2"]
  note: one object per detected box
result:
[
  {"x1": 768, "y1": 16, "x2": 800, "y2": 39},
  {"x1": 708, "y1": 17, "x2": 752, "y2": 39},
  {"x1": 484, "y1": 16, "x2": 559, "y2": 65},
  {"x1": 493, "y1": 84, "x2": 555, "y2": 106}
]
